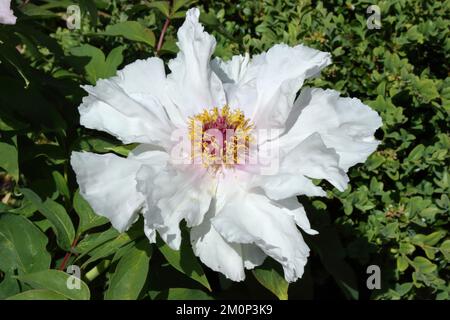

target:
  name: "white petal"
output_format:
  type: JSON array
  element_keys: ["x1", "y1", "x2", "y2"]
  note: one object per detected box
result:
[
  {"x1": 213, "y1": 192, "x2": 310, "y2": 282},
  {"x1": 190, "y1": 196, "x2": 267, "y2": 281},
  {"x1": 166, "y1": 8, "x2": 226, "y2": 115},
  {"x1": 0, "y1": 0, "x2": 16, "y2": 25},
  {"x1": 112, "y1": 58, "x2": 164, "y2": 94},
  {"x1": 252, "y1": 173, "x2": 326, "y2": 199},
  {"x1": 136, "y1": 164, "x2": 216, "y2": 250},
  {"x1": 282, "y1": 133, "x2": 349, "y2": 190},
  {"x1": 143, "y1": 225, "x2": 156, "y2": 243},
  {"x1": 190, "y1": 204, "x2": 246, "y2": 281},
  {"x1": 113, "y1": 58, "x2": 186, "y2": 127},
  {"x1": 79, "y1": 78, "x2": 173, "y2": 147},
  {"x1": 241, "y1": 244, "x2": 266, "y2": 270},
  {"x1": 253, "y1": 44, "x2": 331, "y2": 129},
  {"x1": 70, "y1": 150, "x2": 163, "y2": 232},
  {"x1": 211, "y1": 44, "x2": 331, "y2": 128},
  {"x1": 129, "y1": 146, "x2": 170, "y2": 242},
  {"x1": 275, "y1": 197, "x2": 318, "y2": 235},
  {"x1": 212, "y1": 54, "x2": 252, "y2": 84},
  {"x1": 211, "y1": 54, "x2": 257, "y2": 116},
  {"x1": 284, "y1": 88, "x2": 382, "y2": 171},
  {"x1": 254, "y1": 133, "x2": 348, "y2": 198}
]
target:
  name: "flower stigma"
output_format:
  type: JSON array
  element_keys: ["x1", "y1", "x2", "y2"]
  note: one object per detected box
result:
[{"x1": 188, "y1": 106, "x2": 254, "y2": 173}]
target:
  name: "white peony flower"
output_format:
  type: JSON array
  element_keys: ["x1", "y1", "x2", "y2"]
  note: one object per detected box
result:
[
  {"x1": 71, "y1": 8, "x2": 382, "y2": 282},
  {"x1": 0, "y1": 0, "x2": 16, "y2": 25}
]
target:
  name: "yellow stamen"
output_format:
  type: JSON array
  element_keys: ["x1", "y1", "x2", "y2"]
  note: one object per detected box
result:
[{"x1": 188, "y1": 105, "x2": 253, "y2": 172}]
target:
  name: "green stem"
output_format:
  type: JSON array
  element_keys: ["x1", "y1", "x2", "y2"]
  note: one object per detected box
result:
[{"x1": 85, "y1": 260, "x2": 111, "y2": 282}]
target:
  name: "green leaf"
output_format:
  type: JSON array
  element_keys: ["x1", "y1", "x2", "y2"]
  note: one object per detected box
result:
[
  {"x1": 17, "y1": 270, "x2": 90, "y2": 300},
  {"x1": 74, "y1": 228, "x2": 119, "y2": 255},
  {"x1": 412, "y1": 256, "x2": 437, "y2": 274},
  {"x1": 69, "y1": 44, "x2": 106, "y2": 84},
  {"x1": 414, "y1": 78, "x2": 439, "y2": 102},
  {"x1": 104, "y1": 45, "x2": 125, "y2": 76},
  {"x1": 381, "y1": 222, "x2": 399, "y2": 239},
  {"x1": 405, "y1": 26, "x2": 424, "y2": 43},
  {"x1": 399, "y1": 242, "x2": 415, "y2": 255},
  {"x1": 412, "y1": 231, "x2": 446, "y2": 247},
  {"x1": 395, "y1": 282, "x2": 413, "y2": 296},
  {"x1": 252, "y1": 259, "x2": 289, "y2": 300},
  {"x1": 0, "y1": 136, "x2": 19, "y2": 181},
  {"x1": 199, "y1": 12, "x2": 220, "y2": 27},
  {"x1": 419, "y1": 207, "x2": 440, "y2": 220},
  {"x1": 105, "y1": 240, "x2": 152, "y2": 300},
  {"x1": 0, "y1": 213, "x2": 51, "y2": 274},
  {"x1": 52, "y1": 171, "x2": 70, "y2": 201},
  {"x1": 34, "y1": 219, "x2": 52, "y2": 233},
  {"x1": 80, "y1": 229, "x2": 141, "y2": 267},
  {"x1": 0, "y1": 271, "x2": 20, "y2": 299},
  {"x1": 397, "y1": 255, "x2": 409, "y2": 272},
  {"x1": 164, "y1": 288, "x2": 213, "y2": 300},
  {"x1": 423, "y1": 246, "x2": 439, "y2": 260},
  {"x1": 172, "y1": 0, "x2": 196, "y2": 14},
  {"x1": 160, "y1": 39, "x2": 179, "y2": 54},
  {"x1": 21, "y1": 188, "x2": 75, "y2": 251},
  {"x1": 7, "y1": 289, "x2": 67, "y2": 300},
  {"x1": 79, "y1": 0, "x2": 98, "y2": 26},
  {"x1": 20, "y1": 3, "x2": 58, "y2": 18},
  {"x1": 73, "y1": 135, "x2": 119, "y2": 153},
  {"x1": 100, "y1": 21, "x2": 156, "y2": 47},
  {"x1": 73, "y1": 189, "x2": 108, "y2": 235},
  {"x1": 111, "y1": 241, "x2": 136, "y2": 264},
  {"x1": 6, "y1": 197, "x2": 37, "y2": 218},
  {"x1": 0, "y1": 110, "x2": 28, "y2": 131},
  {"x1": 157, "y1": 237, "x2": 211, "y2": 291},
  {"x1": 40, "y1": 199, "x2": 76, "y2": 251},
  {"x1": 439, "y1": 240, "x2": 450, "y2": 261},
  {"x1": 104, "y1": 144, "x2": 138, "y2": 157},
  {"x1": 68, "y1": 44, "x2": 123, "y2": 84},
  {"x1": 406, "y1": 144, "x2": 425, "y2": 162},
  {"x1": 0, "y1": 75, "x2": 66, "y2": 131},
  {"x1": 147, "y1": 1, "x2": 170, "y2": 17}
]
